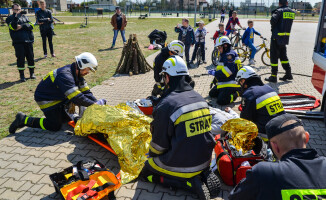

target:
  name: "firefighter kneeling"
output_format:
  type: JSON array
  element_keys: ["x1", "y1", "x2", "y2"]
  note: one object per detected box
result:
[
  {"x1": 208, "y1": 36, "x2": 241, "y2": 105},
  {"x1": 9, "y1": 52, "x2": 106, "y2": 134},
  {"x1": 140, "y1": 56, "x2": 220, "y2": 200}
]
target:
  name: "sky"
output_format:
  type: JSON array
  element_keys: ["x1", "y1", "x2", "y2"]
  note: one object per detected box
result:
[{"x1": 26, "y1": 0, "x2": 323, "y2": 7}]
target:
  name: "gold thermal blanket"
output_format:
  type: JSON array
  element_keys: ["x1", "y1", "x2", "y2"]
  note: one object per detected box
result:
[
  {"x1": 221, "y1": 118, "x2": 258, "y2": 152},
  {"x1": 74, "y1": 104, "x2": 153, "y2": 184}
]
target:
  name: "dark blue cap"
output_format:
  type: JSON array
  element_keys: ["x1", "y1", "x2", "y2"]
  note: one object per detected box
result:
[{"x1": 265, "y1": 114, "x2": 303, "y2": 139}]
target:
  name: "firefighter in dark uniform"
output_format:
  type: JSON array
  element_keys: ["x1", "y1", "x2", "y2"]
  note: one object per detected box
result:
[
  {"x1": 152, "y1": 40, "x2": 185, "y2": 96},
  {"x1": 9, "y1": 52, "x2": 106, "y2": 134},
  {"x1": 141, "y1": 56, "x2": 218, "y2": 200},
  {"x1": 236, "y1": 66, "x2": 285, "y2": 138},
  {"x1": 265, "y1": 0, "x2": 295, "y2": 83},
  {"x1": 229, "y1": 114, "x2": 326, "y2": 200},
  {"x1": 208, "y1": 36, "x2": 241, "y2": 105},
  {"x1": 6, "y1": 3, "x2": 35, "y2": 82},
  {"x1": 36, "y1": 0, "x2": 55, "y2": 58}
]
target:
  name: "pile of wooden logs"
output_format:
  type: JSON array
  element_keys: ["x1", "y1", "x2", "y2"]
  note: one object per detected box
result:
[{"x1": 115, "y1": 34, "x2": 153, "y2": 76}]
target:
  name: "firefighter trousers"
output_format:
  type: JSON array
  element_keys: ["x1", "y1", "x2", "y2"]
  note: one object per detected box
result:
[
  {"x1": 270, "y1": 39, "x2": 291, "y2": 76},
  {"x1": 14, "y1": 43, "x2": 34, "y2": 71},
  {"x1": 209, "y1": 87, "x2": 240, "y2": 105},
  {"x1": 25, "y1": 105, "x2": 70, "y2": 132}
]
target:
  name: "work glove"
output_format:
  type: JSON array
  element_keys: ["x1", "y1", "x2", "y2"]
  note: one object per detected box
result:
[
  {"x1": 96, "y1": 99, "x2": 107, "y2": 105},
  {"x1": 146, "y1": 96, "x2": 160, "y2": 107},
  {"x1": 208, "y1": 69, "x2": 216, "y2": 76}
]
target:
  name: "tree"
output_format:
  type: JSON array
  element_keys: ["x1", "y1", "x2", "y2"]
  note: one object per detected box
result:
[
  {"x1": 13, "y1": 0, "x2": 28, "y2": 7},
  {"x1": 80, "y1": 1, "x2": 96, "y2": 6}
]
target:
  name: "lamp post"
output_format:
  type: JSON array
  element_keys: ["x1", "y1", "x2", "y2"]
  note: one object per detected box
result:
[{"x1": 194, "y1": 0, "x2": 197, "y2": 27}]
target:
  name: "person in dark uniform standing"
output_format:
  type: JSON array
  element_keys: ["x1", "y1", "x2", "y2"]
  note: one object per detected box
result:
[
  {"x1": 265, "y1": 0, "x2": 295, "y2": 83},
  {"x1": 229, "y1": 114, "x2": 326, "y2": 200},
  {"x1": 236, "y1": 66, "x2": 285, "y2": 138},
  {"x1": 9, "y1": 52, "x2": 106, "y2": 134},
  {"x1": 6, "y1": 3, "x2": 35, "y2": 82},
  {"x1": 152, "y1": 40, "x2": 185, "y2": 96},
  {"x1": 141, "y1": 56, "x2": 217, "y2": 199},
  {"x1": 36, "y1": 0, "x2": 55, "y2": 58}
]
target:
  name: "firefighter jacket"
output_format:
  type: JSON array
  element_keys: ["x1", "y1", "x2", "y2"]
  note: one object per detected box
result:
[
  {"x1": 34, "y1": 63, "x2": 97, "y2": 112},
  {"x1": 175, "y1": 25, "x2": 195, "y2": 45},
  {"x1": 213, "y1": 49, "x2": 241, "y2": 89},
  {"x1": 5, "y1": 14, "x2": 34, "y2": 45},
  {"x1": 271, "y1": 5, "x2": 295, "y2": 45},
  {"x1": 153, "y1": 47, "x2": 170, "y2": 83},
  {"x1": 148, "y1": 76, "x2": 216, "y2": 179},
  {"x1": 240, "y1": 84, "x2": 285, "y2": 134},
  {"x1": 229, "y1": 149, "x2": 326, "y2": 200},
  {"x1": 36, "y1": 9, "x2": 54, "y2": 34}
]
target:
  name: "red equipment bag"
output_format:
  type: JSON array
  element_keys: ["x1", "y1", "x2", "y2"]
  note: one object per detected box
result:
[{"x1": 214, "y1": 134, "x2": 266, "y2": 186}]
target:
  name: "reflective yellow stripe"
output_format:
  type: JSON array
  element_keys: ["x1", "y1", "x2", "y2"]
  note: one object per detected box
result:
[
  {"x1": 174, "y1": 108, "x2": 210, "y2": 125},
  {"x1": 187, "y1": 182, "x2": 192, "y2": 187},
  {"x1": 281, "y1": 61, "x2": 289, "y2": 64},
  {"x1": 29, "y1": 22, "x2": 34, "y2": 29},
  {"x1": 24, "y1": 117, "x2": 29, "y2": 125},
  {"x1": 28, "y1": 66, "x2": 35, "y2": 69},
  {"x1": 256, "y1": 96, "x2": 280, "y2": 110},
  {"x1": 149, "y1": 145, "x2": 163, "y2": 155},
  {"x1": 172, "y1": 44, "x2": 184, "y2": 54},
  {"x1": 39, "y1": 118, "x2": 46, "y2": 130},
  {"x1": 147, "y1": 175, "x2": 153, "y2": 182},
  {"x1": 235, "y1": 59, "x2": 242, "y2": 70},
  {"x1": 271, "y1": 74, "x2": 276, "y2": 77},
  {"x1": 38, "y1": 100, "x2": 62, "y2": 109},
  {"x1": 168, "y1": 58, "x2": 176, "y2": 66},
  {"x1": 148, "y1": 158, "x2": 202, "y2": 178},
  {"x1": 67, "y1": 90, "x2": 81, "y2": 100},
  {"x1": 18, "y1": 67, "x2": 25, "y2": 70},
  {"x1": 43, "y1": 70, "x2": 56, "y2": 82},
  {"x1": 216, "y1": 65, "x2": 224, "y2": 71},
  {"x1": 216, "y1": 84, "x2": 240, "y2": 89},
  {"x1": 230, "y1": 94, "x2": 234, "y2": 103},
  {"x1": 278, "y1": 32, "x2": 290, "y2": 36},
  {"x1": 79, "y1": 86, "x2": 90, "y2": 92},
  {"x1": 9, "y1": 23, "x2": 15, "y2": 31},
  {"x1": 281, "y1": 189, "x2": 326, "y2": 199},
  {"x1": 221, "y1": 68, "x2": 231, "y2": 77}
]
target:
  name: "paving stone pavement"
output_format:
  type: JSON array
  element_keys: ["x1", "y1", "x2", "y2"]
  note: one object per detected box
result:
[{"x1": 0, "y1": 19, "x2": 325, "y2": 200}]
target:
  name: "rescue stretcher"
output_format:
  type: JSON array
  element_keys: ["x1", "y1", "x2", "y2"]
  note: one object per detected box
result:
[{"x1": 239, "y1": 93, "x2": 323, "y2": 120}]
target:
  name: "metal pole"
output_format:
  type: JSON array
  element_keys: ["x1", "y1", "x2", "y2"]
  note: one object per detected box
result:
[{"x1": 194, "y1": 0, "x2": 197, "y2": 27}]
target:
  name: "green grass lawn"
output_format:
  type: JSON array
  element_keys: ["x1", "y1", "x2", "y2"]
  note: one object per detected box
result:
[{"x1": 0, "y1": 17, "x2": 212, "y2": 139}]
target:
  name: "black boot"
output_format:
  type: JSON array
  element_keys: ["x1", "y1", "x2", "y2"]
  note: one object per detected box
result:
[
  {"x1": 19, "y1": 70, "x2": 26, "y2": 82},
  {"x1": 279, "y1": 72, "x2": 293, "y2": 81},
  {"x1": 9, "y1": 112, "x2": 26, "y2": 134},
  {"x1": 29, "y1": 68, "x2": 36, "y2": 79},
  {"x1": 265, "y1": 76, "x2": 277, "y2": 83}
]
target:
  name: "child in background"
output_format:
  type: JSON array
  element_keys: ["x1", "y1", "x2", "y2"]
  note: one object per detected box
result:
[
  {"x1": 175, "y1": 18, "x2": 195, "y2": 67},
  {"x1": 225, "y1": 11, "x2": 244, "y2": 36},
  {"x1": 213, "y1": 23, "x2": 227, "y2": 45},
  {"x1": 242, "y1": 20, "x2": 263, "y2": 65},
  {"x1": 191, "y1": 20, "x2": 207, "y2": 64}
]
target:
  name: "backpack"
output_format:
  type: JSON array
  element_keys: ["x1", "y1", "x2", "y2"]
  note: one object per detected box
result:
[
  {"x1": 49, "y1": 159, "x2": 121, "y2": 200},
  {"x1": 214, "y1": 134, "x2": 268, "y2": 186}
]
